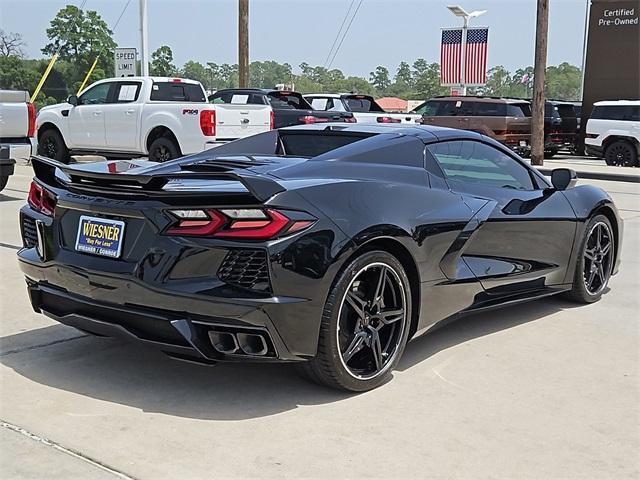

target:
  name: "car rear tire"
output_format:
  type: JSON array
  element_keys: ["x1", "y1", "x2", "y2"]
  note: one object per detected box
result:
[
  {"x1": 300, "y1": 250, "x2": 412, "y2": 392},
  {"x1": 37, "y1": 129, "x2": 70, "y2": 164},
  {"x1": 564, "y1": 214, "x2": 614, "y2": 304},
  {"x1": 604, "y1": 140, "x2": 637, "y2": 167},
  {"x1": 148, "y1": 137, "x2": 180, "y2": 162},
  {"x1": 0, "y1": 175, "x2": 8, "y2": 192}
]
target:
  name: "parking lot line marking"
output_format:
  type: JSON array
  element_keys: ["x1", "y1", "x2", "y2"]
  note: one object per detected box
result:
[
  {"x1": 0, "y1": 242, "x2": 21, "y2": 251},
  {"x1": 1, "y1": 420, "x2": 137, "y2": 480}
]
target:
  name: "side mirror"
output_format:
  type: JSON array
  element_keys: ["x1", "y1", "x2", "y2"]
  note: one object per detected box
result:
[
  {"x1": 551, "y1": 168, "x2": 578, "y2": 191},
  {"x1": 67, "y1": 95, "x2": 78, "y2": 106}
]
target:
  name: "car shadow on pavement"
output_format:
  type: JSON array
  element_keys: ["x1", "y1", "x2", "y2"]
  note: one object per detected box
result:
[
  {"x1": 0, "y1": 296, "x2": 585, "y2": 421},
  {"x1": 0, "y1": 193, "x2": 24, "y2": 203}
]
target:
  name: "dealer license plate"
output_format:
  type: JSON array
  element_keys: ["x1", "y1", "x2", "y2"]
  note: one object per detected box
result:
[{"x1": 75, "y1": 215, "x2": 125, "y2": 258}]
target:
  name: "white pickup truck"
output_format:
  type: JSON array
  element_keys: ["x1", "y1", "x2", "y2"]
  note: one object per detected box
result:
[
  {"x1": 36, "y1": 77, "x2": 273, "y2": 163},
  {"x1": 0, "y1": 89, "x2": 37, "y2": 190},
  {"x1": 304, "y1": 93, "x2": 421, "y2": 124}
]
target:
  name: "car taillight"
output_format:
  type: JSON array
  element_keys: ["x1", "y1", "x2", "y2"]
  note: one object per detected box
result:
[
  {"x1": 28, "y1": 181, "x2": 56, "y2": 216},
  {"x1": 27, "y1": 102, "x2": 36, "y2": 138},
  {"x1": 299, "y1": 115, "x2": 329, "y2": 124},
  {"x1": 376, "y1": 116, "x2": 401, "y2": 123},
  {"x1": 200, "y1": 110, "x2": 216, "y2": 136},
  {"x1": 165, "y1": 208, "x2": 315, "y2": 240},
  {"x1": 344, "y1": 116, "x2": 357, "y2": 123},
  {"x1": 269, "y1": 110, "x2": 275, "y2": 129}
]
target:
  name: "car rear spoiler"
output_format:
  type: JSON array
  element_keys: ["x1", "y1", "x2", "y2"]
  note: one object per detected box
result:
[{"x1": 30, "y1": 155, "x2": 286, "y2": 202}]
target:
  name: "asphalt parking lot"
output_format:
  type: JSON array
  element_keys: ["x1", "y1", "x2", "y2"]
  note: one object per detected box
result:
[{"x1": 0, "y1": 162, "x2": 638, "y2": 479}]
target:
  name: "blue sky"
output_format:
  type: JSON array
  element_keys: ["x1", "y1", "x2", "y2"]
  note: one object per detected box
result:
[{"x1": 0, "y1": 0, "x2": 589, "y2": 76}]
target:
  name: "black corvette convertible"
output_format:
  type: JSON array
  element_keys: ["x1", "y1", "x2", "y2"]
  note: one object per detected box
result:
[{"x1": 18, "y1": 124, "x2": 622, "y2": 391}]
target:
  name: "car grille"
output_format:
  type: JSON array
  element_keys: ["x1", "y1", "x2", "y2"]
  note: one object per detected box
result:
[
  {"x1": 21, "y1": 214, "x2": 38, "y2": 248},
  {"x1": 217, "y1": 249, "x2": 271, "y2": 292}
]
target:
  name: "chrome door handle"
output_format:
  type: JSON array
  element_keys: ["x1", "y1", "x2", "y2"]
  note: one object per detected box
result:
[
  {"x1": 93, "y1": 111, "x2": 102, "y2": 116},
  {"x1": 125, "y1": 109, "x2": 135, "y2": 115}
]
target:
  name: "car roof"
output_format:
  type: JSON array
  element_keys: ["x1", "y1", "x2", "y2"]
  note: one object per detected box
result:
[
  {"x1": 593, "y1": 100, "x2": 640, "y2": 106},
  {"x1": 429, "y1": 96, "x2": 530, "y2": 104},
  {"x1": 280, "y1": 122, "x2": 483, "y2": 142},
  {"x1": 214, "y1": 88, "x2": 302, "y2": 95},
  {"x1": 98, "y1": 76, "x2": 201, "y2": 84}
]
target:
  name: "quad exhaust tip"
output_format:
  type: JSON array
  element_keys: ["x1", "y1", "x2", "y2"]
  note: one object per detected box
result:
[{"x1": 208, "y1": 330, "x2": 268, "y2": 356}]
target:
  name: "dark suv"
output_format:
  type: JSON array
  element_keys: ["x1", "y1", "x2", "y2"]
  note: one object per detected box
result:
[
  {"x1": 544, "y1": 101, "x2": 578, "y2": 157},
  {"x1": 416, "y1": 96, "x2": 532, "y2": 155}
]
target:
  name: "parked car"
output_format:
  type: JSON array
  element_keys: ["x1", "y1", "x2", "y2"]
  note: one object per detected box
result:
[
  {"x1": 0, "y1": 89, "x2": 37, "y2": 189},
  {"x1": 210, "y1": 88, "x2": 354, "y2": 128},
  {"x1": 304, "y1": 93, "x2": 421, "y2": 124},
  {"x1": 20, "y1": 123, "x2": 622, "y2": 392},
  {"x1": 585, "y1": 100, "x2": 640, "y2": 166},
  {"x1": 416, "y1": 96, "x2": 532, "y2": 155},
  {"x1": 543, "y1": 100, "x2": 578, "y2": 157},
  {"x1": 36, "y1": 77, "x2": 272, "y2": 163}
]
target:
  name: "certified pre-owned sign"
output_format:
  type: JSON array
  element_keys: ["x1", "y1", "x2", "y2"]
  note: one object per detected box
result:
[{"x1": 115, "y1": 48, "x2": 137, "y2": 77}]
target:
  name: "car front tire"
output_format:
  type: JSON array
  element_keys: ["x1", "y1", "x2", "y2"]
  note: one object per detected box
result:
[
  {"x1": 0, "y1": 175, "x2": 8, "y2": 192},
  {"x1": 564, "y1": 214, "x2": 614, "y2": 304},
  {"x1": 37, "y1": 129, "x2": 70, "y2": 163},
  {"x1": 300, "y1": 250, "x2": 412, "y2": 392}
]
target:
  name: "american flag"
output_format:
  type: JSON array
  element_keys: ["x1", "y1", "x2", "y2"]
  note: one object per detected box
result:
[{"x1": 440, "y1": 27, "x2": 489, "y2": 86}]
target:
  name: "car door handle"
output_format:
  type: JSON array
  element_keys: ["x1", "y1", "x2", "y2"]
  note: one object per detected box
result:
[
  {"x1": 93, "y1": 111, "x2": 102, "y2": 116},
  {"x1": 125, "y1": 109, "x2": 135, "y2": 115}
]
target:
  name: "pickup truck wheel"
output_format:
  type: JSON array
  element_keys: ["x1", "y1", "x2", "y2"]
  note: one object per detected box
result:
[
  {"x1": 38, "y1": 129, "x2": 70, "y2": 164},
  {"x1": 605, "y1": 140, "x2": 637, "y2": 167},
  {"x1": 149, "y1": 137, "x2": 180, "y2": 162},
  {"x1": 0, "y1": 176, "x2": 8, "y2": 192}
]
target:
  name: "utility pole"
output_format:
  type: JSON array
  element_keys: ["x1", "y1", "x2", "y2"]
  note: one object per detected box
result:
[
  {"x1": 531, "y1": 0, "x2": 549, "y2": 166},
  {"x1": 460, "y1": 16, "x2": 468, "y2": 95},
  {"x1": 139, "y1": 0, "x2": 149, "y2": 76},
  {"x1": 238, "y1": 0, "x2": 249, "y2": 87}
]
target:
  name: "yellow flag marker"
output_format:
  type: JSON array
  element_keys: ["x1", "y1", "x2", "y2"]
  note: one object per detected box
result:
[
  {"x1": 30, "y1": 53, "x2": 59, "y2": 103},
  {"x1": 77, "y1": 57, "x2": 99, "y2": 95}
]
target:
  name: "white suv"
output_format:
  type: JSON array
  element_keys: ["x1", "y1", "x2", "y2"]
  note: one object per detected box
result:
[{"x1": 585, "y1": 100, "x2": 640, "y2": 167}]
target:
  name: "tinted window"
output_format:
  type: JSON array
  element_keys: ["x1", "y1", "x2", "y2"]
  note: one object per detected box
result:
[
  {"x1": 79, "y1": 83, "x2": 112, "y2": 105},
  {"x1": 308, "y1": 97, "x2": 344, "y2": 111},
  {"x1": 427, "y1": 140, "x2": 535, "y2": 190},
  {"x1": 210, "y1": 91, "x2": 264, "y2": 104},
  {"x1": 475, "y1": 102, "x2": 507, "y2": 116},
  {"x1": 267, "y1": 92, "x2": 310, "y2": 110},
  {"x1": 507, "y1": 103, "x2": 531, "y2": 117},
  {"x1": 591, "y1": 105, "x2": 640, "y2": 121},
  {"x1": 279, "y1": 132, "x2": 371, "y2": 156},
  {"x1": 114, "y1": 82, "x2": 141, "y2": 103},
  {"x1": 556, "y1": 104, "x2": 576, "y2": 118},
  {"x1": 150, "y1": 82, "x2": 206, "y2": 102},
  {"x1": 345, "y1": 96, "x2": 384, "y2": 112},
  {"x1": 412, "y1": 101, "x2": 439, "y2": 116}
]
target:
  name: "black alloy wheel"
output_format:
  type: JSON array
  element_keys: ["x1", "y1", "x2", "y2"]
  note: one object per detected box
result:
[
  {"x1": 37, "y1": 129, "x2": 70, "y2": 163},
  {"x1": 565, "y1": 214, "x2": 614, "y2": 303},
  {"x1": 337, "y1": 262, "x2": 407, "y2": 380},
  {"x1": 582, "y1": 221, "x2": 614, "y2": 296},
  {"x1": 605, "y1": 140, "x2": 637, "y2": 167},
  {"x1": 149, "y1": 137, "x2": 180, "y2": 162},
  {"x1": 301, "y1": 251, "x2": 412, "y2": 391}
]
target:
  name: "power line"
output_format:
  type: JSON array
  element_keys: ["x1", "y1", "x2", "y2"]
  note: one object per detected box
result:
[
  {"x1": 323, "y1": 0, "x2": 356, "y2": 68},
  {"x1": 327, "y1": 0, "x2": 364, "y2": 69},
  {"x1": 112, "y1": 0, "x2": 133, "y2": 32}
]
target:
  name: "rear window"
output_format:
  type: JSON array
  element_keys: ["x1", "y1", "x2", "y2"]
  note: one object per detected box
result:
[
  {"x1": 210, "y1": 91, "x2": 265, "y2": 105},
  {"x1": 508, "y1": 103, "x2": 530, "y2": 117},
  {"x1": 475, "y1": 102, "x2": 507, "y2": 116},
  {"x1": 150, "y1": 82, "x2": 206, "y2": 102},
  {"x1": 267, "y1": 92, "x2": 310, "y2": 110},
  {"x1": 556, "y1": 104, "x2": 576, "y2": 118},
  {"x1": 345, "y1": 96, "x2": 384, "y2": 113},
  {"x1": 279, "y1": 132, "x2": 371, "y2": 156},
  {"x1": 591, "y1": 105, "x2": 640, "y2": 121},
  {"x1": 412, "y1": 101, "x2": 439, "y2": 116}
]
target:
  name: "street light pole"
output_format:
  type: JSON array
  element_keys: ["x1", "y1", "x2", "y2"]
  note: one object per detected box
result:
[
  {"x1": 139, "y1": 0, "x2": 149, "y2": 76},
  {"x1": 460, "y1": 16, "x2": 468, "y2": 95},
  {"x1": 446, "y1": 6, "x2": 487, "y2": 95}
]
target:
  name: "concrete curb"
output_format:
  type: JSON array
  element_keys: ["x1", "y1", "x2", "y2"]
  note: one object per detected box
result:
[{"x1": 536, "y1": 168, "x2": 640, "y2": 184}]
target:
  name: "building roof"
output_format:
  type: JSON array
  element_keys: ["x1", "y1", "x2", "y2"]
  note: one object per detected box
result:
[{"x1": 376, "y1": 97, "x2": 408, "y2": 112}]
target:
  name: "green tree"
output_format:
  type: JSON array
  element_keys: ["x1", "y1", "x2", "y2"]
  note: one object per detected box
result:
[
  {"x1": 545, "y1": 62, "x2": 581, "y2": 100},
  {"x1": 369, "y1": 66, "x2": 391, "y2": 91},
  {"x1": 481, "y1": 65, "x2": 513, "y2": 96},
  {"x1": 395, "y1": 61, "x2": 413, "y2": 88},
  {"x1": 249, "y1": 60, "x2": 292, "y2": 88},
  {"x1": 412, "y1": 59, "x2": 447, "y2": 100},
  {"x1": 42, "y1": 5, "x2": 115, "y2": 83},
  {"x1": 182, "y1": 60, "x2": 209, "y2": 88},
  {"x1": 150, "y1": 45, "x2": 177, "y2": 76}
]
